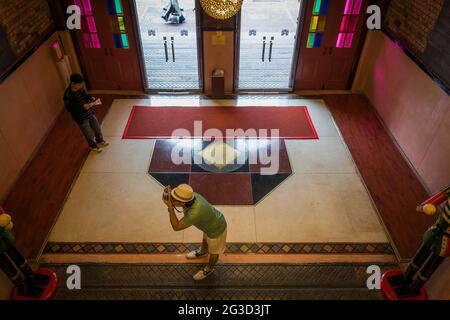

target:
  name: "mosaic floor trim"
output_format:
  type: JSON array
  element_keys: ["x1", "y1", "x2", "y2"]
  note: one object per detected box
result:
[{"x1": 44, "y1": 242, "x2": 394, "y2": 255}]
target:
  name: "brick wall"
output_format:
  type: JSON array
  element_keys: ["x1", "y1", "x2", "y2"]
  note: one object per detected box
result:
[
  {"x1": 0, "y1": 0, "x2": 54, "y2": 58},
  {"x1": 384, "y1": 0, "x2": 444, "y2": 54}
]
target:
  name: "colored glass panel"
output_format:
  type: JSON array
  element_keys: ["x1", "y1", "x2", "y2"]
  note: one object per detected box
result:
[
  {"x1": 307, "y1": 33, "x2": 315, "y2": 48},
  {"x1": 121, "y1": 33, "x2": 129, "y2": 48},
  {"x1": 352, "y1": 0, "x2": 363, "y2": 14},
  {"x1": 320, "y1": 0, "x2": 331, "y2": 14},
  {"x1": 348, "y1": 15, "x2": 358, "y2": 32},
  {"x1": 82, "y1": 0, "x2": 93, "y2": 15},
  {"x1": 74, "y1": 0, "x2": 83, "y2": 14},
  {"x1": 86, "y1": 16, "x2": 97, "y2": 33},
  {"x1": 118, "y1": 16, "x2": 126, "y2": 32},
  {"x1": 336, "y1": 33, "x2": 345, "y2": 48},
  {"x1": 344, "y1": 33, "x2": 354, "y2": 48},
  {"x1": 310, "y1": 16, "x2": 318, "y2": 32},
  {"x1": 313, "y1": 0, "x2": 322, "y2": 15},
  {"x1": 113, "y1": 34, "x2": 122, "y2": 48},
  {"x1": 340, "y1": 15, "x2": 348, "y2": 32},
  {"x1": 91, "y1": 33, "x2": 101, "y2": 48},
  {"x1": 115, "y1": 0, "x2": 124, "y2": 15},
  {"x1": 314, "y1": 33, "x2": 323, "y2": 48},
  {"x1": 107, "y1": 0, "x2": 116, "y2": 15},
  {"x1": 344, "y1": 0, "x2": 354, "y2": 14},
  {"x1": 317, "y1": 16, "x2": 326, "y2": 32}
]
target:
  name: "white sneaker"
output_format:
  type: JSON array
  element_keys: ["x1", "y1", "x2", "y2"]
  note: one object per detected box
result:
[
  {"x1": 186, "y1": 249, "x2": 208, "y2": 259},
  {"x1": 89, "y1": 146, "x2": 103, "y2": 153},
  {"x1": 98, "y1": 141, "x2": 109, "y2": 148},
  {"x1": 193, "y1": 267, "x2": 214, "y2": 281}
]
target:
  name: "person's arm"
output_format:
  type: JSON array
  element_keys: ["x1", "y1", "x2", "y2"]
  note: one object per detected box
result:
[
  {"x1": 168, "y1": 206, "x2": 190, "y2": 231},
  {"x1": 163, "y1": 186, "x2": 191, "y2": 231},
  {"x1": 64, "y1": 90, "x2": 74, "y2": 112}
]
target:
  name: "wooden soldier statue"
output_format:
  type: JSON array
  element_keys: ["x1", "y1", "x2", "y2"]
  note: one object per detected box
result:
[{"x1": 381, "y1": 185, "x2": 450, "y2": 300}]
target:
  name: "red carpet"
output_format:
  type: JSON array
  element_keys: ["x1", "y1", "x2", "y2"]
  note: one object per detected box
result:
[{"x1": 123, "y1": 106, "x2": 318, "y2": 139}]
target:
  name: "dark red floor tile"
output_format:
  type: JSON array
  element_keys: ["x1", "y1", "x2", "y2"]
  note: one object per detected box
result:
[
  {"x1": 149, "y1": 139, "x2": 192, "y2": 173},
  {"x1": 189, "y1": 173, "x2": 253, "y2": 205},
  {"x1": 249, "y1": 139, "x2": 292, "y2": 174}
]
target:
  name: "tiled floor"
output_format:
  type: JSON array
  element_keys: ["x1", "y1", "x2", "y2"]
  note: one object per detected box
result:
[
  {"x1": 47, "y1": 97, "x2": 390, "y2": 257},
  {"x1": 47, "y1": 263, "x2": 397, "y2": 300}
]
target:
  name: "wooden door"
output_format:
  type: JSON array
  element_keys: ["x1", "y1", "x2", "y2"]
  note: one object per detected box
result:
[
  {"x1": 295, "y1": 0, "x2": 338, "y2": 89},
  {"x1": 324, "y1": 0, "x2": 367, "y2": 89},
  {"x1": 295, "y1": 0, "x2": 367, "y2": 90},
  {"x1": 71, "y1": 0, "x2": 115, "y2": 89},
  {"x1": 71, "y1": 0, "x2": 143, "y2": 90},
  {"x1": 106, "y1": 0, "x2": 143, "y2": 90}
]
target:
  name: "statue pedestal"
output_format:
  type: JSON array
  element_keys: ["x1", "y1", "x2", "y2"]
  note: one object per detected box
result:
[
  {"x1": 381, "y1": 269, "x2": 427, "y2": 300},
  {"x1": 12, "y1": 268, "x2": 58, "y2": 300}
]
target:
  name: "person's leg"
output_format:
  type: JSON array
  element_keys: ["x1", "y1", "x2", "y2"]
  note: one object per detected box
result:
[
  {"x1": 88, "y1": 115, "x2": 105, "y2": 143},
  {"x1": 193, "y1": 229, "x2": 226, "y2": 280},
  {"x1": 78, "y1": 119, "x2": 97, "y2": 148},
  {"x1": 207, "y1": 254, "x2": 219, "y2": 271},
  {"x1": 200, "y1": 238, "x2": 208, "y2": 255}
]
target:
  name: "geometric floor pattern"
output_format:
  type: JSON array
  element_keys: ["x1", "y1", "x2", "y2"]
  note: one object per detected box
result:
[
  {"x1": 148, "y1": 139, "x2": 292, "y2": 205},
  {"x1": 45, "y1": 263, "x2": 398, "y2": 300},
  {"x1": 43, "y1": 242, "x2": 395, "y2": 255}
]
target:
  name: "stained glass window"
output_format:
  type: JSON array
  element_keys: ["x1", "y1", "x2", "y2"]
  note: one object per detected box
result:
[
  {"x1": 108, "y1": 0, "x2": 129, "y2": 49},
  {"x1": 76, "y1": 0, "x2": 101, "y2": 48},
  {"x1": 306, "y1": 0, "x2": 328, "y2": 48},
  {"x1": 336, "y1": 0, "x2": 362, "y2": 48}
]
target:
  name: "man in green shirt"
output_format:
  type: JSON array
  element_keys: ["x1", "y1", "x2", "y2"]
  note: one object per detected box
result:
[{"x1": 163, "y1": 184, "x2": 228, "y2": 280}]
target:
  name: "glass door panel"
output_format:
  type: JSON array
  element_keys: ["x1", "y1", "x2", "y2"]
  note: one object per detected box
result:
[
  {"x1": 135, "y1": 0, "x2": 201, "y2": 90},
  {"x1": 237, "y1": 0, "x2": 303, "y2": 90}
]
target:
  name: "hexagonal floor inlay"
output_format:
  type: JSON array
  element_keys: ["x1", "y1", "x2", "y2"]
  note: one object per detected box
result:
[{"x1": 148, "y1": 139, "x2": 292, "y2": 205}]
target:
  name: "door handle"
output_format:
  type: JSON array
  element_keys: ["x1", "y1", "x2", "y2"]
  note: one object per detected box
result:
[
  {"x1": 171, "y1": 37, "x2": 175, "y2": 62},
  {"x1": 269, "y1": 36, "x2": 274, "y2": 62},
  {"x1": 262, "y1": 36, "x2": 266, "y2": 62},
  {"x1": 163, "y1": 37, "x2": 168, "y2": 62},
  {"x1": 323, "y1": 47, "x2": 327, "y2": 55}
]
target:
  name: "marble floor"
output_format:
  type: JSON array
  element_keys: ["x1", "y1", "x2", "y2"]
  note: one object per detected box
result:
[{"x1": 47, "y1": 96, "x2": 390, "y2": 256}]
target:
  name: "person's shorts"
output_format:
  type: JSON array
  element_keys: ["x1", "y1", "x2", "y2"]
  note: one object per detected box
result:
[{"x1": 204, "y1": 228, "x2": 227, "y2": 255}]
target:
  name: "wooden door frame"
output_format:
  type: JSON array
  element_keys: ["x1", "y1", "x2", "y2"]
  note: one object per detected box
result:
[
  {"x1": 129, "y1": 0, "x2": 205, "y2": 93},
  {"x1": 295, "y1": 0, "x2": 371, "y2": 90},
  {"x1": 233, "y1": 0, "x2": 308, "y2": 93}
]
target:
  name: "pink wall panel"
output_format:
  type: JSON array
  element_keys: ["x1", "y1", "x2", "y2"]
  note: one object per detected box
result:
[
  {"x1": 418, "y1": 106, "x2": 450, "y2": 193},
  {"x1": 353, "y1": 31, "x2": 450, "y2": 194},
  {"x1": 0, "y1": 35, "x2": 66, "y2": 202}
]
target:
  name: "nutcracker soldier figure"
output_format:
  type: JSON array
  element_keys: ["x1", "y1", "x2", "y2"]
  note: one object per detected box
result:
[
  {"x1": 381, "y1": 185, "x2": 450, "y2": 300},
  {"x1": 0, "y1": 206, "x2": 57, "y2": 300}
]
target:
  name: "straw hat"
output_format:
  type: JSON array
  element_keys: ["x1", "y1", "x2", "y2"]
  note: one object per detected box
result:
[{"x1": 171, "y1": 184, "x2": 195, "y2": 202}]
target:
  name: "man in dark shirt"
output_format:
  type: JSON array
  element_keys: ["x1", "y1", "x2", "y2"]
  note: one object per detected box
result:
[{"x1": 64, "y1": 73, "x2": 109, "y2": 152}]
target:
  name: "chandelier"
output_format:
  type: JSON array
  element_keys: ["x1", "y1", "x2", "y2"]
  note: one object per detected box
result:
[{"x1": 200, "y1": 0, "x2": 244, "y2": 20}]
